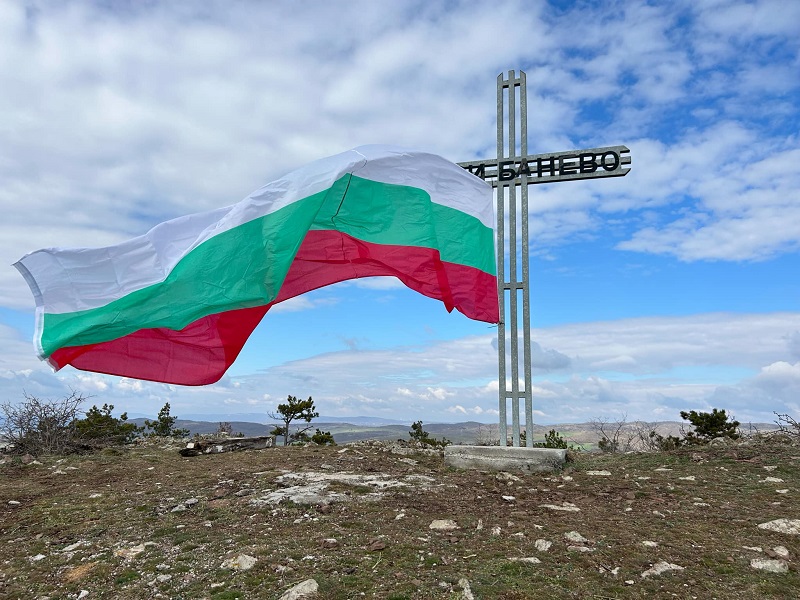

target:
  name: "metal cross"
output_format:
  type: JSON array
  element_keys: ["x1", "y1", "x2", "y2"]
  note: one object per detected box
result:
[{"x1": 458, "y1": 70, "x2": 631, "y2": 447}]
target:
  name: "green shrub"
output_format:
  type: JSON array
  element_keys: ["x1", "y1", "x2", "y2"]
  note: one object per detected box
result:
[
  {"x1": 311, "y1": 429, "x2": 336, "y2": 445},
  {"x1": 533, "y1": 428, "x2": 569, "y2": 449},
  {"x1": 680, "y1": 408, "x2": 739, "y2": 444},
  {"x1": 73, "y1": 403, "x2": 141, "y2": 446},
  {"x1": 143, "y1": 403, "x2": 190, "y2": 438},
  {"x1": 409, "y1": 420, "x2": 451, "y2": 449},
  {"x1": 597, "y1": 437, "x2": 618, "y2": 453},
  {"x1": 648, "y1": 430, "x2": 684, "y2": 451}
]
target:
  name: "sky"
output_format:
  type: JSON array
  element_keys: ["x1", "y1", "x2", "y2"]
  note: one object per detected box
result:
[{"x1": 1, "y1": 0, "x2": 799, "y2": 427}]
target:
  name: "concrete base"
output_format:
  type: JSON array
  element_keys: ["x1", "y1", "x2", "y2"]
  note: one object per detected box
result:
[{"x1": 444, "y1": 444, "x2": 566, "y2": 473}]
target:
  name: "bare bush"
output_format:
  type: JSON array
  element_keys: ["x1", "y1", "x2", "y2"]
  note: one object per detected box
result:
[
  {"x1": 591, "y1": 415, "x2": 638, "y2": 453},
  {"x1": 1, "y1": 391, "x2": 87, "y2": 456},
  {"x1": 474, "y1": 424, "x2": 499, "y2": 446},
  {"x1": 774, "y1": 412, "x2": 800, "y2": 438},
  {"x1": 591, "y1": 416, "x2": 685, "y2": 452}
]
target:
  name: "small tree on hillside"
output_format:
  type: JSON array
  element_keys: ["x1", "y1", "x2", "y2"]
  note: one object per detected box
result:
[
  {"x1": 269, "y1": 395, "x2": 319, "y2": 446},
  {"x1": 680, "y1": 408, "x2": 740, "y2": 444},
  {"x1": 409, "y1": 420, "x2": 450, "y2": 449},
  {"x1": 144, "y1": 403, "x2": 190, "y2": 438}
]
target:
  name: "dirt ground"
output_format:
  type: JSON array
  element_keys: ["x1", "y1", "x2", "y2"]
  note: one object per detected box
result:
[{"x1": 1, "y1": 436, "x2": 799, "y2": 599}]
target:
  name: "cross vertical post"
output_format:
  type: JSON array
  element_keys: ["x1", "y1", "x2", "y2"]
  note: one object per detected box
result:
[{"x1": 496, "y1": 70, "x2": 533, "y2": 447}]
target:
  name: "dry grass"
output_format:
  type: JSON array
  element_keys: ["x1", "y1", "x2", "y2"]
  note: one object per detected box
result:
[{"x1": 1, "y1": 436, "x2": 798, "y2": 599}]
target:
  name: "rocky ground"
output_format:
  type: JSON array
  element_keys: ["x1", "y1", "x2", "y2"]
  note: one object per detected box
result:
[{"x1": 1, "y1": 435, "x2": 799, "y2": 599}]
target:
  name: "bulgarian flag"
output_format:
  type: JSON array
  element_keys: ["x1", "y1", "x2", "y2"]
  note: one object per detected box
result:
[{"x1": 15, "y1": 146, "x2": 498, "y2": 385}]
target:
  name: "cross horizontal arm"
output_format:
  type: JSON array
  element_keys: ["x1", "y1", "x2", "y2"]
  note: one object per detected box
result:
[{"x1": 458, "y1": 145, "x2": 630, "y2": 186}]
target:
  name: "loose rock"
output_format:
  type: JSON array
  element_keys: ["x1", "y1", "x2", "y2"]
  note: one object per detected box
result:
[
  {"x1": 641, "y1": 561, "x2": 684, "y2": 578},
  {"x1": 757, "y1": 519, "x2": 800, "y2": 535},
  {"x1": 221, "y1": 554, "x2": 257, "y2": 571},
  {"x1": 429, "y1": 519, "x2": 459, "y2": 531},
  {"x1": 750, "y1": 558, "x2": 789, "y2": 573},
  {"x1": 458, "y1": 577, "x2": 475, "y2": 600},
  {"x1": 564, "y1": 531, "x2": 588, "y2": 543},
  {"x1": 277, "y1": 578, "x2": 319, "y2": 600},
  {"x1": 509, "y1": 556, "x2": 541, "y2": 564},
  {"x1": 534, "y1": 539, "x2": 552, "y2": 551},
  {"x1": 541, "y1": 502, "x2": 580, "y2": 512}
]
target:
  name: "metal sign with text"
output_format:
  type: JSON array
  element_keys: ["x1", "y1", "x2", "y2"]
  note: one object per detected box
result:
[{"x1": 458, "y1": 145, "x2": 630, "y2": 186}]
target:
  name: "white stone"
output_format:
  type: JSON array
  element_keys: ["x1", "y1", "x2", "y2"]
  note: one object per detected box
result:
[
  {"x1": 742, "y1": 546, "x2": 763, "y2": 552},
  {"x1": 221, "y1": 554, "x2": 257, "y2": 571},
  {"x1": 459, "y1": 578, "x2": 475, "y2": 600},
  {"x1": 534, "y1": 539, "x2": 552, "y2": 552},
  {"x1": 757, "y1": 519, "x2": 800, "y2": 535},
  {"x1": 429, "y1": 519, "x2": 459, "y2": 531},
  {"x1": 8, "y1": 500, "x2": 21, "y2": 506},
  {"x1": 502, "y1": 495, "x2": 516, "y2": 502},
  {"x1": 277, "y1": 579, "x2": 319, "y2": 600},
  {"x1": 491, "y1": 526, "x2": 502, "y2": 536},
  {"x1": 564, "y1": 531, "x2": 588, "y2": 543},
  {"x1": 750, "y1": 558, "x2": 788, "y2": 573},
  {"x1": 540, "y1": 502, "x2": 580, "y2": 512},
  {"x1": 586, "y1": 470, "x2": 611, "y2": 476},
  {"x1": 509, "y1": 556, "x2": 541, "y2": 564},
  {"x1": 568, "y1": 545, "x2": 594, "y2": 552},
  {"x1": 763, "y1": 465, "x2": 778, "y2": 471},
  {"x1": 641, "y1": 540, "x2": 658, "y2": 548},
  {"x1": 776, "y1": 489, "x2": 789, "y2": 494},
  {"x1": 772, "y1": 546, "x2": 790, "y2": 558},
  {"x1": 762, "y1": 477, "x2": 784, "y2": 483},
  {"x1": 641, "y1": 561, "x2": 684, "y2": 578},
  {"x1": 679, "y1": 476, "x2": 696, "y2": 481},
  {"x1": 62, "y1": 541, "x2": 87, "y2": 552},
  {"x1": 114, "y1": 544, "x2": 146, "y2": 560}
]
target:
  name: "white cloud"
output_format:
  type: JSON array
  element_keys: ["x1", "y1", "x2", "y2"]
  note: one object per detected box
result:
[
  {"x1": 426, "y1": 387, "x2": 453, "y2": 401},
  {"x1": 348, "y1": 277, "x2": 405, "y2": 291},
  {"x1": 271, "y1": 296, "x2": 339, "y2": 314}
]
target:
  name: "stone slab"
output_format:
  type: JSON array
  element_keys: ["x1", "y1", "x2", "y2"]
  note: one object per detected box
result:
[{"x1": 444, "y1": 445, "x2": 566, "y2": 473}]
